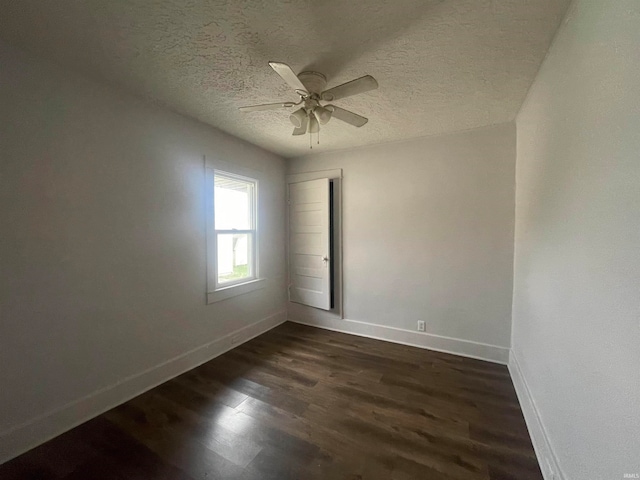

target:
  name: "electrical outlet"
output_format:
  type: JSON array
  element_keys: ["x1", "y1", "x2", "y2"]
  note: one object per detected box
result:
[{"x1": 417, "y1": 321, "x2": 426, "y2": 332}]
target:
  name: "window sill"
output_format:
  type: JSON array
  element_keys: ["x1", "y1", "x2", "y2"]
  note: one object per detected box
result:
[{"x1": 207, "y1": 278, "x2": 266, "y2": 304}]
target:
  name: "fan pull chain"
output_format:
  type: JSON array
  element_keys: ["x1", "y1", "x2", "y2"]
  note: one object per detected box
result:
[
  {"x1": 318, "y1": 128, "x2": 320, "y2": 145},
  {"x1": 309, "y1": 130, "x2": 312, "y2": 150}
]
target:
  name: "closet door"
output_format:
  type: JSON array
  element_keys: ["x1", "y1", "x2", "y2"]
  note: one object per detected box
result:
[{"x1": 288, "y1": 178, "x2": 331, "y2": 310}]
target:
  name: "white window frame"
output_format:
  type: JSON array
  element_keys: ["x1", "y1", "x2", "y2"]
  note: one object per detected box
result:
[{"x1": 206, "y1": 164, "x2": 264, "y2": 304}]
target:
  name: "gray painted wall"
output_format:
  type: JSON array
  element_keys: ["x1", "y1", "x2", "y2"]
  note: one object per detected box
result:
[
  {"x1": 289, "y1": 123, "x2": 516, "y2": 350},
  {"x1": 512, "y1": 1, "x2": 640, "y2": 478},
  {"x1": 0, "y1": 41, "x2": 286, "y2": 457}
]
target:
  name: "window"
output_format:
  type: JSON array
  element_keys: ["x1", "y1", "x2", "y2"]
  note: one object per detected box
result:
[
  {"x1": 214, "y1": 171, "x2": 257, "y2": 287},
  {"x1": 206, "y1": 167, "x2": 263, "y2": 303}
]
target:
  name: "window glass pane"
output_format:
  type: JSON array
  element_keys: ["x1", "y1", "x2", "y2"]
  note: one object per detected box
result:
[
  {"x1": 215, "y1": 175, "x2": 253, "y2": 230},
  {"x1": 217, "y1": 233, "x2": 252, "y2": 284}
]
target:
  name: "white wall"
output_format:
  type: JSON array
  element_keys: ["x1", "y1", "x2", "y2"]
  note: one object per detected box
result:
[
  {"x1": 512, "y1": 1, "x2": 640, "y2": 479},
  {"x1": 288, "y1": 123, "x2": 516, "y2": 361},
  {"x1": 0, "y1": 41, "x2": 286, "y2": 461}
]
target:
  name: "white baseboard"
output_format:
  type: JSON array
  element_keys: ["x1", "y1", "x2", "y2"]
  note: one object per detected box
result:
[
  {"x1": 508, "y1": 350, "x2": 565, "y2": 480},
  {"x1": 287, "y1": 316, "x2": 510, "y2": 365},
  {"x1": 0, "y1": 310, "x2": 286, "y2": 465}
]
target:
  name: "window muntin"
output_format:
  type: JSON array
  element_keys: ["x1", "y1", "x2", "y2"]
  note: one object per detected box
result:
[{"x1": 214, "y1": 171, "x2": 257, "y2": 288}]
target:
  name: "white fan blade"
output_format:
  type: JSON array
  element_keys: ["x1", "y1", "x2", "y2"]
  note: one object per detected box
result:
[
  {"x1": 269, "y1": 62, "x2": 308, "y2": 94},
  {"x1": 239, "y1": 102, "x2": 295, "y2": 112},
  {"x1": 292, "y1": 115, "x2": 309, "y2": 135},
  {"x1": 321, "y1": 75, "x2": 378, "y2": 101},
  {"x1": 326, "y1": 105, "x2": 368, "y2": 127}
]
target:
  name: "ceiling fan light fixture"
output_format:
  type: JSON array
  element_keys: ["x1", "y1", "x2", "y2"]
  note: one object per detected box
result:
[
  {"x1": 308, "y1": 114, "x2": 320, "y2": 134},
  {"x1": 290, "y1": 108, "x2": 307, "y2": 128},
  {"x1": 292, "y1": 114, "x2": 308, "y2": 135},
  {"x1": 314, "y1": 106, "x2": 332, "y2": 125},
  {"x1": 241, "y1": 62, "x2": 378, "y2": 141}
]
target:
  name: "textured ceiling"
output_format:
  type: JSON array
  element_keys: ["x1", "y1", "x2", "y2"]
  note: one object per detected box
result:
[{"x1": 0, "y1": 0, "x2": 570, "y2": 158}]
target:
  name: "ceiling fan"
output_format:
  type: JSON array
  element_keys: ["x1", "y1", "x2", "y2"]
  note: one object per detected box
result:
[{"x1": 239, "y1": 62, "x2": 378, "y2": 143}]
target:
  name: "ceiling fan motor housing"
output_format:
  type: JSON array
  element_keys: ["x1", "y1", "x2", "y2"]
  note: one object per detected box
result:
[{"x1": 297, "y1": 71, "x2": 327, "y2": 96}]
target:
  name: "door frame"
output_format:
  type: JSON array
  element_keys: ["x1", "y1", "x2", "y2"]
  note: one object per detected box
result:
[{"x1": 286, "y1": 169, "x2": 343, "y2": 320}]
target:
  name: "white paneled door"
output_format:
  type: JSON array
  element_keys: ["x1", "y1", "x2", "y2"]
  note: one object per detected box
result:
[{"x1": 288, "y1": 178, "x2": 331, "y2": 310}]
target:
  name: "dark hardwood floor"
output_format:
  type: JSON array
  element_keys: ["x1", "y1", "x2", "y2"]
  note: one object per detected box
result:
[{"x1": 0, "y1": 322, "x2": 542, "y2": 480}]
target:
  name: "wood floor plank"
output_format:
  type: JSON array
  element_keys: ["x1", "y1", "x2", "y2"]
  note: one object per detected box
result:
[
  {"x1": 104, "y1": 402, "x2": 244, "y2": 479},
  {"x1": 70, "y1": 416, "x2": 197, "y2": 480},
  {"x1": 0, "y1": 322, "x2": 542, "y2": 479}
]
